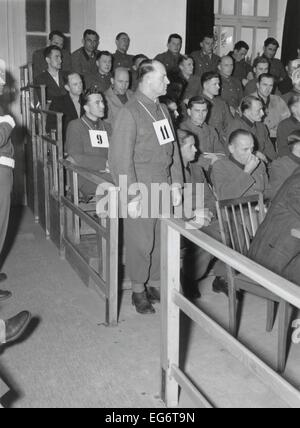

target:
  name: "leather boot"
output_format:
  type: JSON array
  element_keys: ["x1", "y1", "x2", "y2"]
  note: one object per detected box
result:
[
  {"x1": 147, "y1": 287, "x2": 161, "y2": 304},
  {"x1": 132, "y1": 292, "x2": 155, "y2": 314}
]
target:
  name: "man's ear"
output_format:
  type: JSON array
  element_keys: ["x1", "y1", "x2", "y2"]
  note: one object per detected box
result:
[
  {"x1": 187, "y1": 108, "x2": 191, "y2": 117},
  {"x1": 45, "y1": 57, "x2": 50, "y2": 66},
  {"x1": 228, "y1": 144, "x2": 234, "y2": 154},
  {"x1": 64, "y1": 84, "x2": 70, "y2": 91},
  {"x1": 110, "y1": 78, "x2": 114, "y2": 86},
  {"x1": 83, "y1": 104, "x2": 88, "y2": 114}
]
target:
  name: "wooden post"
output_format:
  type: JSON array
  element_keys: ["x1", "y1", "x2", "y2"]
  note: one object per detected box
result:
[{"x1": 160, "y1": 219, "x2": 181, "y2": 407}]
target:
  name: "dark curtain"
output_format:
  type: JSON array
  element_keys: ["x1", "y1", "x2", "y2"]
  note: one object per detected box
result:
[
  {"x1": 185, "y1": 0, "x2": 215, "y2": 54},
  {"x1": 281, "y1": 0, "x2": 300, "y2": 65}
]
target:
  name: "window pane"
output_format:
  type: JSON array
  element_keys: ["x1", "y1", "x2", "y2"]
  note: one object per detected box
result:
[
  {"x1": 26, "y1": 0, "x2": 46, "y2": 32},
  {"x1": 256, "y1": 28, "x2": 269, "y2": 57},
  {"x1": 50, "y1": 0, "x2": 70, "y2": 33},
  {"x1": 214, "y1": 0, "x2": 220, "y2": 14},
  {"x1": 220, "y1": 27, "x2": 235, "y2": 57},
  {"x1": 242, "y1": 0, "x2": 255, "y2": 16},
  {"x1": 26, "y1": 35, "x2": 47, "y2": 63},
  {"x1": 222, "y1": 0, "x2": 235, "y2": 15},
  {"x1": 257, "y1": 0, "x2": 270, "y2": 17},
  {"x1": 241, "y1": 27, "x2": 254, "y2": 60}
]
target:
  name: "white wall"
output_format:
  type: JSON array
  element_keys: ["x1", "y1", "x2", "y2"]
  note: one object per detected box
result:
[
  {"x1": 276, "y1": 0, "x2": 288, "y2": 57},
  {"x1": 95, "y1": 0, "x2": 187, "y2": 57},
  {"x1": 70, "y1": 0, "x2": 96, "y2": 52}
]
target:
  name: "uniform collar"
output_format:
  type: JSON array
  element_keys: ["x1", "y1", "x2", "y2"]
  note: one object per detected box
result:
[
  {"x1": 229, "y1": 154, "x2": 245, "y2": 170},
  {"x1": 135, "y1": 89, "x2": 160, "y2": 107},
  {"x1": 82, "y1": 114, "x2": 102, "y2": 129},
  {"x1": 241, "y1": 114, "x2": 255, "y2": 128},
  {"x1": 289, "y1": 153, "x2": 300, "y2": 165}
]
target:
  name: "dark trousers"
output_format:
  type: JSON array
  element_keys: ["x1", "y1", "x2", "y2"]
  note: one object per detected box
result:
[
  {"x1": 124, "y1": 217, "x2": 161, "y2": 293},
  {"x1": 0, "y1": 167, "x2": 13, "y2": 258}
]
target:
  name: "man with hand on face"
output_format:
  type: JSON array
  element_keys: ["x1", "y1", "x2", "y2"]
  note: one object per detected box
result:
[
  {"x1": 113, "y1": 33, "x2": 133, "y2": 70},
  {"x1": 66, "y1": 88, "x2": 111, "y2": 199},
  {"x1": 277, "y1": 95, "x2": 300, "y2": 157},
  {"x1": 109, "y1": 60, "x2": 183, "y2": 315},
  {"x1": 282, "y1": 68, "x2": 300, "y2": 105},
  {"x1": 190, "y1": 34, "x2": 220, "y2": 80},
  {"x1": 244, "y1": 56, "x2": 270, "y2": 97},
  {"x1": 252, "y1": 73, "x2": 290, "y2": 140},
  {"x1": 180, "y1": 96, "x2": 225, "y2": 170},
  {"x1": 105, "y1": 67, "x2": 133, "y2": 126},
  {"x1": 227, "y1": 95, "x2": 277, "y2": 162},
  {"x1": 85, "y1": 51, "x2": 113, "y2": 93},
  {"x1": 48, "y1": 72, "x2": 84, "y2": 140},
  {"x1": 155, "y1": 34, "x2": 184, "y2": 74},
  {"x1": 71, "y1": 30, "x2": 100, "y2": 77},
  {"x1": 278, "y1": 59, "x2": 300, "y2": 95},
  {"x1": 229, "y1": 41, "x2": 252, "y2": 86},
  {"x1": 34, "y1": 46, "x2": 67, "y2": 103},
  {"x1": 211, "y1": 129, "x2": 268, "y2": 201},
  {"x1": 218, "y1": 55, "x2": 243, "y2": 115}
]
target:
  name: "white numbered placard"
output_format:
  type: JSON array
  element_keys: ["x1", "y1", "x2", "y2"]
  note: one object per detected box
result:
[
  {"x1": 153, "y1": 119, "x2": 174, "y2": 146},
  {"x1": 89, "y1": 130, "x2": 109, "y2": 148}
]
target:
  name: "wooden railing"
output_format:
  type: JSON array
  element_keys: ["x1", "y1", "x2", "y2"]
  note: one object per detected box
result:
[
  {"x1": 61, "y1": 160, "x2": 119, "y2": 326},
  {"x1": 161, "y1": 217, "x2": 300, "y2": 408}
]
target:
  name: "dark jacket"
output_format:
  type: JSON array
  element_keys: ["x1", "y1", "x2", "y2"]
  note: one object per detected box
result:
[
  {"x1": 32, "y1": 48, "x2": 72, "y2": 78},
  {"x1": 34, "y1": 70, "x2": 67, "y2": 103},
  {"x1": 248, "y1": 167, "x2": 300, "y2": 285}
]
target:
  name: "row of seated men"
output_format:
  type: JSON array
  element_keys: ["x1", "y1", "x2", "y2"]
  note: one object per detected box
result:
[{"x1": 31, "y1": 31, "x2": 300, "y2": 313}]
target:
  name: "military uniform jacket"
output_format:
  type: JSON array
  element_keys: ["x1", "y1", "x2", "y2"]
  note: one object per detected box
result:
[
  {"x1": 220, "y1": 75, "x2": 243, "y2": 110},
  {"x1": 109, "y1": 90, "x2": 183, "y2": 193},
  {"x1": 277, "y1": 116, "x2": 300, "y2": 157},
  {"x1": 190, "y1": 50, "x2": 220, "y2": 78},
  {"x1": 113, "y1": 51, "x2": 134, "y2": 70},
  {"x1": 227, "y1": 114, "x2": 277, "y2": 161},
  {"x1": 267, "y1": 154, "x2": 300, "y2": 201},
  {"x1": 65, "y1": 115, "x2": 111, "y2": 172},
  {"x1": 0, "y1": 122, "x2": 14, "y2": 160},
  {"x1": 71, "y1": 48, "x2": 100, "y2": 77},
  {"x1": 282, "y1": 89, "x2": 300, "y2": 105},
  {"x1": 34, "y1": 70, "x2": 67, "y2": 102},
  {"x1": 203, "y1": 95, "x2": 233, "y2": 143},
  {"x1": 154, "y1": 51, "x2": 184, "y2": 74},
  {"x1": 264, "y1": 56, "x2": 287, "y2": 82},
  {"x1": 247, "y1": 167, "x2": 300, "y2": 285},
  {"x1": 211, "y1": 156, "x2": 268, "y2": 200},
  {"x1": 84, "y1": 72, "x2": 112, "y2": 92}
]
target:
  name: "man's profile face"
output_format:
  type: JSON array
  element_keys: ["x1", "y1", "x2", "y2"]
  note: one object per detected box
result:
[
  {"x1": 116, "y1": 34, "x2": 130, "y2": 53},
  {"x1": 234, "y1": 48, "x2": 248, "y2": 62},
  {"x1": 257, "y1": 77, "x2": 274, "y2": 99},
  {"x1": 168, "y1": 38, "x2": 182, "y2": 55},
  {"x1": 264, "y1": 44, "x2": 278, "y2": 60},
  {"x1": 229, "y1": 135, "x2": 254, "y2": 165},
  {"x1": 179, "y1": 58, "x2": 194, "y2": 77},
  {"x1": 51, "y1": 35, "x2": 64, "y2": 50},
  {"x1": 112, "y1": 70, "x2": 130, "y2": 95},
  {"x1": 66, "y1": 74, "x2": 83, "y2": 97},
  {"x1": 288, "y1": 60, "x2": 300, "y2": 78},
  {"x1": 204, "y1": 77, "x2": 220, "y2": 97},
  {"x1": 246, "y1": 100, "x2": 265, "y2": 122},
  {"x1": 254, "y1": 62, "x2": 269, "y2": 78},
  {"x1": 148, "y1": 62, "x2": 170, "y2": 97},
  {"x1": 47, "y1": 50, "x2": 62, "y2": 70},
  {"x1": 201, "y1": 38, "x2": 214, "y2": 55},
  {"x1": 85, "y1": 94, "x2": 105, "y2": 118},
  {"x1": 181, "y1": 136, "x2": 197, "y2": 162},
  {"x1": 219, "y1": 57, "x2": 234, "y2": 78},
  {"x1": 97, "y1": 55, "x2": 112, "y2": 74},
  {"x1": 188, "y1": 103, "x2": 208, "y2": 127},
  {"x1": 84, "y1": 34, "x2": 99, "y2": 54}
]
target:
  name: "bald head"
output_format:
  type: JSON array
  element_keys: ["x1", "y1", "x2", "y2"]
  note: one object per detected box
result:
[
  {"x1": 112, "y1": 67, "x2": 130, "y2": 95},
  {"x1": 218, "y1": 56, "x2": 234, "y2": 78}
]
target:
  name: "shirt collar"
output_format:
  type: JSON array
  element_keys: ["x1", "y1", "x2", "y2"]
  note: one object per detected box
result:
[{"x1": 135, "y1": 89, "x2": 160, "y2": 107}]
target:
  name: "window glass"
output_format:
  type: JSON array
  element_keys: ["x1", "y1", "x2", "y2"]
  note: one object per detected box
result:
[
  {"x1": 50, "y1": 0, "x2": 70, "y2": 33},
  {"x1": 220, "y1": 27, "x2": 235, "y2": 57},
  {"x1": 257, "y1": 0, "x2": 270, "y2": 17},
  {"x1": 256, "y1": 28, "x2": 269, "y2": 57},
  {"x1": 26, "y1": 0, "x2": 46, "y2": 32},
  {"x1": 241, "y1": 27, "x2": 254, "y2": 60},
  {"x1": 214, "y1": 0, "x2": 220, "y2": 14},
  {"x1": 26, "y1": 35, "x2": 47, "y2": 62},
  {"x1": 242, "y1": 0, "x2": 255, "y2": 16},
  {"x1": 222, "y1": 0, "x2": 235, "y2": 15}
]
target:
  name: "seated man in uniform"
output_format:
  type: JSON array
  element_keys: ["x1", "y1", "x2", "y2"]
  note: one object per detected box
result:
[
  {"x1": 71, "y1": 29, "x2": 100, "y2": 78},
  {"x1": 244, "y1": 56, "x2": 270, "y2": 97},
  {"x1": 180, "y1": 96, "x2": 225, "y2": 170},
  {"x1": 248, "y1": 166, "x2": 300, "y2": 287},
  {"x1": 105, "y1": 67, "x2": 133, "y2": 126},
  {"x1": 48, "y1": 72, "x2": 84, "y2": 141},
  {"x1": 190, "y1": 34, "x2": 220, "y2": 80},
  {"x1": 218, "y1": 55, "x2": 243, "y2": 115},
  {"x1": 32, "y1": 30, "x2": 71, "y2": 78},
  {"x1": 34, "y1": 46, "x2": 67, "y2": 103},
  {"x1": 113, "y1": 33, "x2": 133, "y2": 70},
  {"x1": 65, "y1": 88, "x2": 111, "y2": 199},
  {"x1": 84, "y1": 51, "x2": 113, "y2": 92},
  {"x1": 277, "y1": 95, "x2": 300, "y2": 157},
  {"x1": 227, "y1": 96, "x2": 277, "y2": 162},
  {"x1": 229, "y1": 41, "x2": 252, "y2": 87},
  {"x1": 167, "y1": 55, "x2": 196, "y2": 107},
  {"x1": 267, "y1": 130, "x2": 300, "y2": 200},
  {"x1": 155, "y1": 34, "x2": 184, "y2": 74},
  {"x1": 211, "y1": 129, "x2": 268, "y2": 200},
  {"x1": 252, "y1": 73, "x2": 290, "y2": 141},
  {"x1": 201, "y1": 71, "x2": 233, "y2": 143},
  {"x1": 278, "y1": 58, "x2": 300, "y2": 95},
  {"x1": 262, "y1": 38, "x2": 287, "y2": 85}
]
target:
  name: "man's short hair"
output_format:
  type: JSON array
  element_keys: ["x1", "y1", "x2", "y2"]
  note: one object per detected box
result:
[
  {"x1": 81, "y1": 87, "x2": 103, "y2": 108},
  {"x1": 137, "y1": 59, "x2": 156, "y2": 82},
  {"x1": 264, "y1": 37, "x2": 279, "y2": 48},
  {"x1": 234, "y1": 41, "x2": 249, "y2": 52},
  {"x1": 187, "y1": 96, "x2": 208, "y2": 110},
  {"x1": 178, "y1": 55, "x2": 194, "y2": 67},
  {"x1": 132, "y1": 54, "x2": 148, "y2": 67},
  {"x1": 240, "y1": 95, "x2": 261, "y2": 113},
  {"x1": 288, "y1": 130, "x2": 300, "y2": 146},
  {"x1": 49, "y1": 31, "x2": 64, "y2": 41},
  {"x1": 168, "y1": 33, "x2": 182, "y2": 44},
  {"x1": 177, "y1": 129, "x2": 195, "y2": 146},
  {"x1": 201, "y1": 71, "x2": 220, "y2": 87},
  {"x1": 83, "y1": 29, "x2": 99, "y2": 39},
  {"x1": 228, "y1": 129, "x2": 254, "y2": 146},
  {"x1": 288, "y1": 95, "x2": 300, "y2": 110},
  {"x1": 44, "y1": 45, "x2": 61, "y2": 59},
  {"x1": 96, "y1": 50, "x2": 112, "y2": 61},
  {"x1": 200, "y1": 34, "x2": 214, "y2": 43},
  {"x1": 63, "y1": 72, "x2": 82, "y2": 86},
  {"x1": 258, "y1": 73, "x2": 275, "y2": 84},
  {"x1": 253, "y1": 56, "x2": 270, "y2": 69},
  {"x1": 116, "y1": 32, "x2": 129, "y2": 40}
]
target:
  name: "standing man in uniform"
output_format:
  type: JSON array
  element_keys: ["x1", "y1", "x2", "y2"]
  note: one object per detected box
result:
[
  {"x1": 84, "y1": 51, "x2": 113, "y2": 92},
  {"x1": 155, "y1": 34, "x2": 184, "y2": 74},
  {"x1": 244, "y1": 56, "x2": 270, "y2": 96},
  {"x1": 190, "y1": 34, "x2": 220, "y2": 80},
  {"x1": 105, "y1": 67, "x2": 133, "y2": 126},
  {"x1": 109, "y1": 60, "x2": 183, "y2": 314},
  {"x1": 113, "y1": 33, "x2": 133, "y2": 70},
  {"x1": 218, "y1": 55, "x2": 243, "y2": 115},
  {"x1": 262, "y1": 38, "x2": 287, "y2": 85},
  {"x1": 71, "y1": 30, "x2": 100, "y2": 78},
  {"x1": 229, "y1": 41, "x2": 252, "y2": 86}
]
